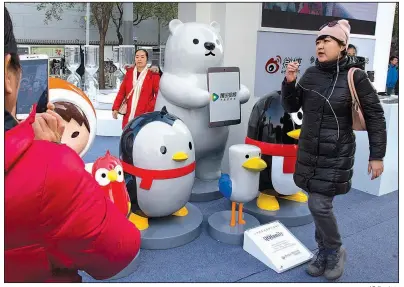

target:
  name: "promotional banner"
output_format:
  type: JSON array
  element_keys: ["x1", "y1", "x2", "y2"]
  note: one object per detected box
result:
[
  {"x1": 254, "y1": 31, "x2": 375, "y2": 98},
  {"x1": 261, "y1": 2, "x2": 378, "y2": 35},
  {"x1": 31, "y1": 47, "x2": 64, "y2": 58}
]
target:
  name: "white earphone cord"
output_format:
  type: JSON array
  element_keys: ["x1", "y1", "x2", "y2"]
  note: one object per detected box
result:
[{"x1": 296, "y1": 54, "x2": 340, "y2": 141}]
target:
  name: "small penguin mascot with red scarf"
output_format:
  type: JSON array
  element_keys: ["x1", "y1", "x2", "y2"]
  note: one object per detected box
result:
[{"x1": 120, "y1": 107, "x2": 196, "y2": 230}]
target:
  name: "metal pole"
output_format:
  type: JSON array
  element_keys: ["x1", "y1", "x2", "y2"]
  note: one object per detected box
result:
[{"x1": 86, "y1": 2, "x2": 90, "y2": 45}]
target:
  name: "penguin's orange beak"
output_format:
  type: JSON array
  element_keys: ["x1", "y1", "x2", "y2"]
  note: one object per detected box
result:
[{"x1": 287, "y1": 129, "x2": 301, "y2": 140}]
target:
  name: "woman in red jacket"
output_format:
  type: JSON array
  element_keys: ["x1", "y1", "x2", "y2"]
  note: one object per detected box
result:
[
  {"x1": 112, "y1": 49, "x2": 160, "y2": 129},
  {"x1": 4, "y1": 8, "x2": 141, "y2": 282}
]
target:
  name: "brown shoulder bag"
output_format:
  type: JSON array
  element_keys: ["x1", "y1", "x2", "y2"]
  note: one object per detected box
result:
[{"x1": 347, "y1": 67, "x2": 367, "y2": 131}]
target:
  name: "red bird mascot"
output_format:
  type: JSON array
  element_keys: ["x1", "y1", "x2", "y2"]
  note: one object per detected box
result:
[{"x1": 92, "y1": 151, "x2": 131, "y2": 217}]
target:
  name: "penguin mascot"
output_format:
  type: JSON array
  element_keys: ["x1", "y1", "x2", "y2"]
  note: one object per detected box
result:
[
  {"x1": 245, "y1": 91, "x2": 307, "y2": 211},
  {"x1": 119, "y1": 107, "x2": 196, "y2": 230}
]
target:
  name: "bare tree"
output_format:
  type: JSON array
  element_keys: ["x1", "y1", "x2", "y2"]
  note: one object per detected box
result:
[
  {"x1": 91, "y1": 3, "x2": 114, "y2": 89},
  {"x1": 110, "y1": 3, "x2": 178, "y2": 47},
  {"x1": 111, "y1": 3, "x2": 124, "y2": 45},
  {"x1": 36, "y1": 2, "x2": 178, "y2": 86},
  {"x1": 36, "y1": 3, "x2": 77, "y2": 24},
  {"x1": 133, "y1": 3, "x2": 155, "y2": 26},
  {"x1": 98, "y1": 3, "x2": 160, "y2": 49},
  {"x1": 152, "y1": 3, "x2": 178, "y2": 45},
  {"x1": 37, "y1": 2, "x2": 114, "y2": 89}
]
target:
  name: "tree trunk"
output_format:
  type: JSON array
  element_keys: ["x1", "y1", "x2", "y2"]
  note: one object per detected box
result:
[
  {"x1": 118, "y1": 30, "x2": 123, "y2": 45},
  {"x1": 99, "y1": 33, "x2": 106, "y2": 89}
]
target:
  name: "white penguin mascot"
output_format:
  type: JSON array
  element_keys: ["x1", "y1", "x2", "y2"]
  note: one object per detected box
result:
[
  {"x1": 120, "y1": 107, "x2": 196, "y2": 230},
  {"x1": 155, "y1": 19, "x2": 251, "y2": 181},
  {"x1": 219, "y1": 144, "x2": 267, "y2": 227}
]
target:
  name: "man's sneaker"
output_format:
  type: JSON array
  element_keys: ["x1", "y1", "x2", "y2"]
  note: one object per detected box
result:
[
  {"x1": 306, "y1": 248, "x2": 327, "y2": 277},
  {"x1": 324, "y1": 247, "x2": 347, "y2": 280}
]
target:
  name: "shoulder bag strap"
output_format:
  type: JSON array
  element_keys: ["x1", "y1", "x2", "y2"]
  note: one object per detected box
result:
[{"x1": 347, "y1": 67, "x2": 362, "y2": 108}]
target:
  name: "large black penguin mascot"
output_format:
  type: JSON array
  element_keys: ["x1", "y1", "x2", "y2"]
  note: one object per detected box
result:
[{"x1": 245, "y1": 91, "x2": 307, "y2": 211}]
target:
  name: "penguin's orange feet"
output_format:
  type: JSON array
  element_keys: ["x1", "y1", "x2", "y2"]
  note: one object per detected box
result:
[
  {"x1": 238, "y1": 203, "x2": 246, "y2": 225},
  {"x1": 172, "y1": 206, "x2": 188, "y2": 217},
  {"x1": 129, "y1": 212, "x2": 149, "y2": 231},
  {"x1": 230, "y1": 202, "x2": 236, "y2": 227}
]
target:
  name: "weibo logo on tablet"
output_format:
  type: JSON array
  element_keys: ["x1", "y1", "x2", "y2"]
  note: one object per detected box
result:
[{"x1": 211, "y1": 93, "x2": 219, "y2": 102}]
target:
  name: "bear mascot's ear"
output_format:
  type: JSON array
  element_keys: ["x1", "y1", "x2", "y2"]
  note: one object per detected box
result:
[
  {"x1": 169, "y1": 19, "x2": 184, "y2": 35},
  {"x1": 210, "y1": 21, "x2": 220, "y2": 33}
]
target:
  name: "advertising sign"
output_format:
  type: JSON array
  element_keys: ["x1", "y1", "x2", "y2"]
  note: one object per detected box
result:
[
  {"x1": 261, "y1": 3, "x2": 378, "y2": 35},
  {"x1": 31, "y1": 47, "x2": 64, "y2": 58},
  {"x1": 254, "y1": 31, "x2": 375, "y2": 98},
  {"x1": 244, "y1": 220, "x2": 313, "y2": 273}
]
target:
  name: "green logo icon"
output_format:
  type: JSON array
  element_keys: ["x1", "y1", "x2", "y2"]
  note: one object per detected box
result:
[{"x1": 211, "y1": 93, "x2": 219, "y2": 102}]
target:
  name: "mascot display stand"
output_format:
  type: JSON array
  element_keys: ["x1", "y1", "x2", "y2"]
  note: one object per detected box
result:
[
  {"x1": 243, "y1": 91, "x2": 313, "y2": 227},
  {"x1": 120, "y1": 107, "x2": 203, "y2": 249},
  {"x1": 208, "y1": 144, "x2": 264, "y2": 245},
  {"x1": 155, "y1": 19, "x2": 251, "y2": 202}
]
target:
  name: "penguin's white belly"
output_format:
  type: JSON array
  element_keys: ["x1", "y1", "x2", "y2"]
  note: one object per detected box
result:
[
  {"x1": 155, "y1": 95, "x2": 229, "y2": 157},
  {"x1": 271, "y1": 156, "x2": 299, "y2": 195},
  {"x1": 229, "y1": 179, "x2": 260, "y2": 203},
  {"x1": 136, "y1": 172, "x2": 195, "y2": 217}
]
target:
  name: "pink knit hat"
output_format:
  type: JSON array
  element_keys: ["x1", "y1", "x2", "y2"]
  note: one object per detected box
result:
[{"x1": 317, "y1": 19, "x2": 351, "y2": 48}]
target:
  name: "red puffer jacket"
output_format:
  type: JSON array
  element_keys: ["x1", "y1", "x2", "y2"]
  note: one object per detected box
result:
[{"x1": 5, "y1": 109, "x2": 141, "y2": 282}]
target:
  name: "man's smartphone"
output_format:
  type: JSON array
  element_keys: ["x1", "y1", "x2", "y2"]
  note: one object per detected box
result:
[{"x1": 17, "y1": 54, "x2": 49, "y2": 120}]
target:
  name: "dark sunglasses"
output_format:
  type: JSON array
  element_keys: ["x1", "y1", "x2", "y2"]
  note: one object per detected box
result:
[{"x1": 319, "y1": 20, "x2": 339, "y2": 31}]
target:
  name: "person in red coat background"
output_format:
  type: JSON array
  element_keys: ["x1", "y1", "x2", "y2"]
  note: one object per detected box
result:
[
  {"x1": 4, "y1": 8, "x2": 141, "y2": 282},
  {"x1": 112, "y1": 49, "x2": 160, "y2": 129}
]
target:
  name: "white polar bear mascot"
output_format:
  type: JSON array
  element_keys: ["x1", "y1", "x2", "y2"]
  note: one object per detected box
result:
[{"x1": 155, "y1": 19, "x2": 250, "y2": 182}]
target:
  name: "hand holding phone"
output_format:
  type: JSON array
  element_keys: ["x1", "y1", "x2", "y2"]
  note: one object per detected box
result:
[
  {"x1": 17, "y1": 54, "x2": 49, "y2": 118},
  {"x1": 33, "y1": 109, "x2": 65, "y2": 143},
  {"x1": 285, "y1": 62, "x2": 299, "y2": 83},
  {"x1": 36, "y1": 89, "x2": 49, "y2": 113}
]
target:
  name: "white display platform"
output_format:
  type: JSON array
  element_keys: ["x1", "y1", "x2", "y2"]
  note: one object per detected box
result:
[
  {"x1": 90, "y1": 92, "x2": 123, "y2": 137},
  {"x1": 98, "y1": 95, "x2": 115, "y2": 104},
  {"x1": 96, "y1": 90, "x2": 117, "y2": 111},
  {"x1": 352, "y1": 97, "x2": 398, "y2": 196},
  {"x1": 98, "y1": 90, "x2": 117, "y2": 104},
  {"x1": 94, "y1": 108, "x2": 123, "y2": 137},
  {"x1": 243, "y1": 220, "x2": 313, "y2": 274}
]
